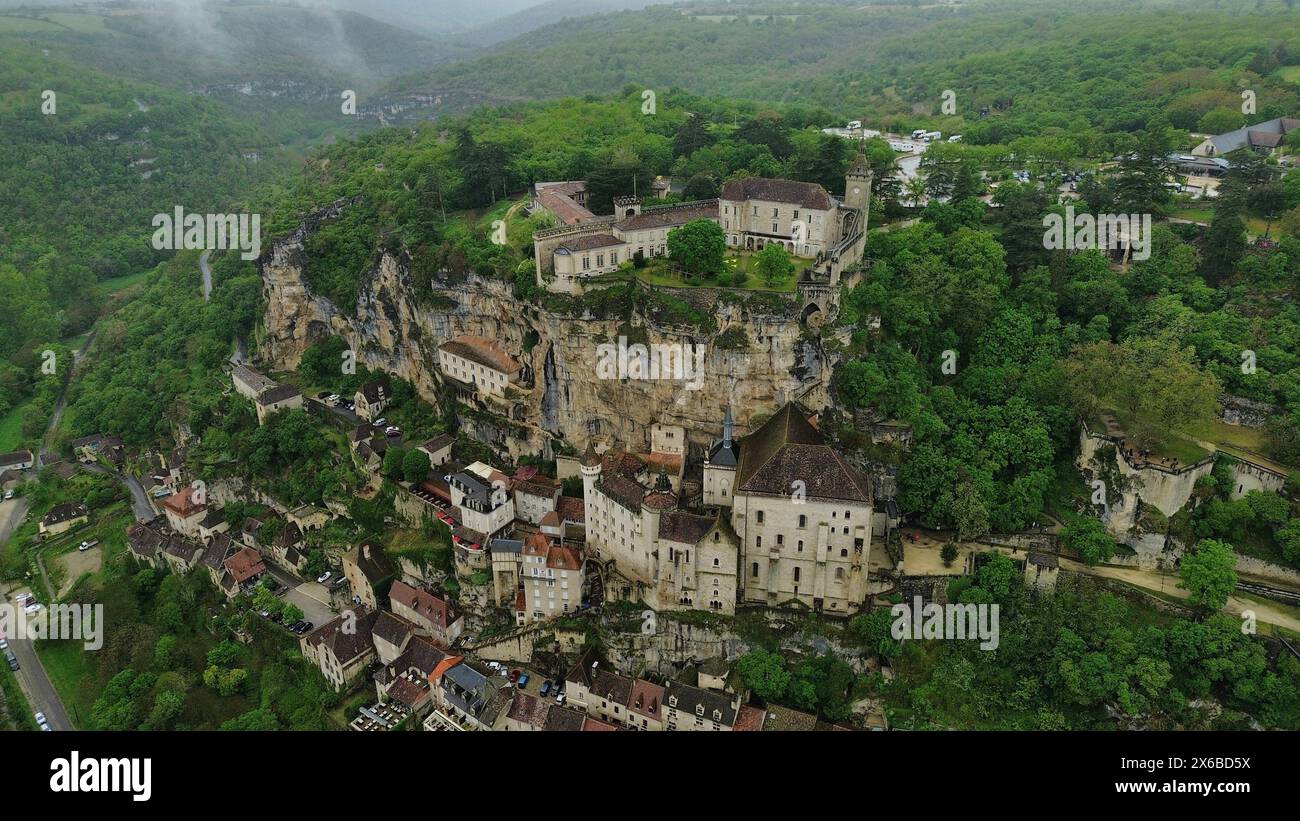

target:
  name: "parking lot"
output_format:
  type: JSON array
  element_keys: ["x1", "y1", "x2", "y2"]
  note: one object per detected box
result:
[{"x1": 263, "y1": 567, "x2": 337, "y2": 630}]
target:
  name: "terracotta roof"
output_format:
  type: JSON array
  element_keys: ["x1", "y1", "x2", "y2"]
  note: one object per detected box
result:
[
  {"x1": 557, "y1": 496, "x2": 585, "y2": 523},
  {"x1": 761, "y1": 704, "x2": 818, "y2": 731},
  {"x1": 602, "y1": 450, "x2": 645, "y2": 477},
  {"x1": 222, "y1": 546, "x2": 266, "y2": 583},
  {"x1": 547, "y1": 544, "x2": 582, "y2": 572},
  {"x1": 598, "y1": 473, "x2": 645, "y2": 513},
  {"x1": 643, "y1": 451, "x2": 683, "y2": 474},
  {"x1": 642, "y1": 491, "x2": 676, "y2": 510},
  {"x1": 582, "y1": 716, "x2": 618, "y2": 731},
  {"x1": 162, "y1": 487, "x2": 206, "y2": 517},
  {"x1": 507, "y1": 690, "x2": 552, "y2": 728},
  {"x1": 721, "y1": 177, "x2": 833, "y2": 210},
  {"x1": 439, "y1": 335, "x2": 521, "y2": 376},
  {"x1": 386, "y1": 673, "x2": 431, "y2": 710},
  {"x1": 429, "y1": 655, "x2": 463, "y2": 684},
  {"x1": 734, "y1": 704, "x2": 767, "y2": 731},
  {"x1": 537, "y1": 188, "x2": 595, "y2": 225},
  {"x1": 628, "y1": 679, "x2": 664, "y2": 721},
  {"x1": 389, "y1": 580, "x2": 459, "y2": 630}
]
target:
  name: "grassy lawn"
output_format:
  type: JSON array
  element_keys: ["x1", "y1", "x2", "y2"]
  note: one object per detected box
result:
[
  {"x1": 0, "y1": 14, "x2": 63, "y2": 33},
  {"x1": 1169, "y1": 207, "x2": 1272, "y2": 236},
  {"x1": 34, "y1": 638, "x2": 96, "y2": 724},
  {"x1": 0, "y1": 399, "x2": 32, "y2": 452},
  {"x1": 0, "y1": 663, "x2": 37, "y2": 730},
  {"x1": 1086, "y1": 410, "x2": 1211, "y2": 464},
  {"x1": 1276, "y1": 65, "x2": 1300, "y2": 84},
  {"x1": 99, "y1": 267, "x2": 154, "y2": 296}
]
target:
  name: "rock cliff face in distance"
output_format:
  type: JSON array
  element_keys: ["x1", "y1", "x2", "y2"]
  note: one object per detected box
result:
[{"x1": 259, "y1": 203, "x2": 833, "y2": 459}]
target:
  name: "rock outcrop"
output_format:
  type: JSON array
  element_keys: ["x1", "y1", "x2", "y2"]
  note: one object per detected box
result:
[{"x1": 259, "y1": 204, "x2": 832, "y2": 458}]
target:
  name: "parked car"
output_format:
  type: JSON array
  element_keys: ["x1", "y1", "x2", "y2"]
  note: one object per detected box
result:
[
  {"x1": 288, "y1": 620, "x2": 305, "y2": 632},
  {"x1": 0, "y1": 638, "x2": 7, "y2": 651},
  {"x1": 300, "y1": 621, "x2": 313, "y2": 632},
  {"x1": 326, "y1": 394, "x2": 341, "y2": 405},
  {"x1": 508, "y1": 669, "x2": 520, "y2": 683},
  {"x1": 3, "y1": 490, "x2": 13, "y2": 500},
  {"x1": 5, "y1": 650, "x2": 17, "y2": 671},
  {"x1": 24, "y1": 602, "x2": 41, "y2": 615},
  {"x1": 373, "y1": 418, "x2": 387, "y2": 427},
  {"x1": 40, "y1": 723, "x2": 51, "y2": 732},
  {"x1": 34, "y1": 711, "x2": 45, "y2": 725},
  {"x1": 78, "y1": 541, "x2": 91, "y2": 552},
  {"x1": 516, "y1": 673, "x2": 529, "y2": 689},
  {"x1": 555, "y1": 692, "x2": 566, "y2": 705},
  {"x1": 385, "y1": 426, "x2": 401, "y2": 436},
  {"x1": 540, "y1": 680, "x2": 552, "y2": 696},
  {"x1": 316, "y1": 571, "x2": 332, "y2": 584}
]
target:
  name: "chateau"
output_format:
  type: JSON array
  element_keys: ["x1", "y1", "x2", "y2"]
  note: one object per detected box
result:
[
  {"x1": 531, "y1": 156, "x2": 872, "y2": 295},
  {"x1": 580, "y1": 402, "x2": 873, "y2": 616}
]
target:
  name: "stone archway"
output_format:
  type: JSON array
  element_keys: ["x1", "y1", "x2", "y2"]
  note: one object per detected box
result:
[{"x1": 800, "y1": 302, "x2": 824, "y2": 327}]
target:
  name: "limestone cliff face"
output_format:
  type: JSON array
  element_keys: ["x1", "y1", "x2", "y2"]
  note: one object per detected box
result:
[{"x1": 259, "y1": 204, "x2": 831, "y2": 458}]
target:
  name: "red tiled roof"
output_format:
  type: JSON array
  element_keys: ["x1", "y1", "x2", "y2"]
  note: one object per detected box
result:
[
  {"x1": 557, "y1": 496, "x2": 585, "y2": 523},
  {"x1": 222, "y1": 546, "x2": 266, "y2": 584},
  {"x1": 162, "y1": 486, "x2": 206, "y2": 517},
  {"x1": 628, "y1": 679, "x2": 664, "y2": 721},
  {"x1": 734, "y1": 704, "x2": 767, "y2": 731}
]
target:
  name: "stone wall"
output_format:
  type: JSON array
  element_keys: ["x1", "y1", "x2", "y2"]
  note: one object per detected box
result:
[
  {"x1": 1220, "y1": 395, "x2": 1278, "y2": 428},
  {"x1": 1077, "y1": 426, "x2": 1212, "y2": 535}
]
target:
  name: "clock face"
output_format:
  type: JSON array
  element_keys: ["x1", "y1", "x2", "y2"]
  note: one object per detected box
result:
[{"x1": 852, "y1": 186, "x2": 861, "y2": 195}]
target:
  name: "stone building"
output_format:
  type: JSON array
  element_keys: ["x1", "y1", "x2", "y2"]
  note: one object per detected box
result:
[
  {"x1": 532, "y1": 159, "x2": 871, "y2": 296},
  {"x1": 705, "y1": 402, "x2": 873, "y2": 615}
]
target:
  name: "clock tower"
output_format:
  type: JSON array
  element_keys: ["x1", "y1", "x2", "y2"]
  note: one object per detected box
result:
[{"x1": 844, "y1": 152, "x2": 873, "y2": 216}]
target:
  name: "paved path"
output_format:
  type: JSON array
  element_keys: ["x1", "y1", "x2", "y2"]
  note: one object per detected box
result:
[
  {"x1": 1, "y1": 586, "x2": 75, "y2": 731},
  {"x1": 1059, "y1": 557, "x2": 1300, "y2": 634},
  {"x1": 81, "y1": 462, "x2": 156, "y2": 522},
  {"x1": 36, "y1": 331, "x2": 95, "y2": 468},
  {"x1": 903, "y1": 536, "x2": 1300, "y2": 632}
]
